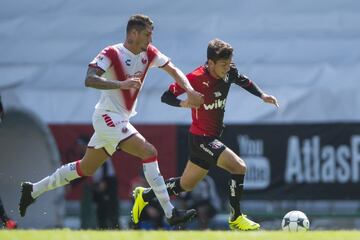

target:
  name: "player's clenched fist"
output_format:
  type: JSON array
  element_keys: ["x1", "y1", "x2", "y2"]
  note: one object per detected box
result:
[{"x1": 120, "y1": 77, "x2": 142, "y2": 90}]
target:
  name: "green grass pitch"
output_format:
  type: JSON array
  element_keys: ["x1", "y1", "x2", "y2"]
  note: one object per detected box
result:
[{"x1": 1, "y1": 230, "x2": 360, "y2": 240}]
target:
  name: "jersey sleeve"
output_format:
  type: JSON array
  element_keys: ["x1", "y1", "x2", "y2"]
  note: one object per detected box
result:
[
  {"x1": 148, "y1": 45, "x2": 170, "y2": 68},
  {"x1": 161, "y1": 90, "x2": 182, "y2": 107},
  {"x1": 229, "y1": 63, "x2": 264, "y2": 98},
  {"x1": 89, "y1": 46, "x2": 113, "y2": 71},
  {"x1": 168, "y1": 82, "x2": 186, "y2": 96},
  {"x1": 228, "y1": 63, "x2": 252, "y2": 87}
]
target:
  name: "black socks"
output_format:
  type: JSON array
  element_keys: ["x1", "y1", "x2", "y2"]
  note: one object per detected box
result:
[{"x1": 228, "y1": 174, "x2": 245, "y2": 221}]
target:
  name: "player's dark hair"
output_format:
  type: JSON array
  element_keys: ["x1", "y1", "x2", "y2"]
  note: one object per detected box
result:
[
  {"x1": 126, "y1": 14, "x2": 154, "y2": 34},
  {"x1": 207, "y1": 39, "x2": 233, "y2": 63}
]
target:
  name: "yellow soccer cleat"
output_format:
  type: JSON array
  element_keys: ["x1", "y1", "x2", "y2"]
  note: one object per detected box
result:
[
  {"x1": 131, "y1": 187, "x2": 149, "y2": 224},
  {"x1": 229, "y1": 214, "x2": 260, "y2": 231}
]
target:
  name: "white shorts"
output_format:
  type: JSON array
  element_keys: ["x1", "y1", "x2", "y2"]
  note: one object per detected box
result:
[{"x1": 88, "y1": 110, "x2": 138, "y2": 155}]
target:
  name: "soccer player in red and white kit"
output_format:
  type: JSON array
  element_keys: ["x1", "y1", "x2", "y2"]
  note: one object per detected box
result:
[
  {"x1": 132, "y1": 38, "x2": 279, "y2": 230},
  {"x1": 19, "y1": 14, "x2": 203, "y2": 226}
]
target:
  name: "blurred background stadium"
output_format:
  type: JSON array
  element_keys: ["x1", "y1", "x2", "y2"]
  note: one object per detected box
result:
[{"x1": 1, "y1": 0, "x2": 360, "y2": 230}]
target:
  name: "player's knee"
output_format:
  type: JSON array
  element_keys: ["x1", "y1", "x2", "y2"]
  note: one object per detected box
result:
[
  {"x1": 231, "y1": 158, "x2": 247, "y2": 174},
  {"x1": 141, "y1": 143, "x2": 158, "y2": 158}
]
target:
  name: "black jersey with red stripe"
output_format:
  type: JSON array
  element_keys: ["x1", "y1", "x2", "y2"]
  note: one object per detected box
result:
[{"x1": 168, "y1": 64, "x2": 263, "y2": 137}]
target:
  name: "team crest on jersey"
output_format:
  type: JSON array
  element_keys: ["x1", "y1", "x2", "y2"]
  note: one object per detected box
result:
[
  {"x1": 142, "y1": 58, "x2": 147, "y2": 64},
  {"x1": 122, "y1": 127, "x2": 128, "y2": 133},
  {"x1": 214, "y1": 91, "x2": 222, "y2": 98}
]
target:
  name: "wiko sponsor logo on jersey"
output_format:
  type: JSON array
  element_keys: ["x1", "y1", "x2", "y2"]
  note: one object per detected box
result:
[
  {"x1": 203, "y1": 98, "x2": 227, "y2": 110},
  {"x1": 285, "y1": 135, "x2": 360, "y2": 184},
  {"x1": 237, "y1": 135, "x2": 270, "y2": 190}
]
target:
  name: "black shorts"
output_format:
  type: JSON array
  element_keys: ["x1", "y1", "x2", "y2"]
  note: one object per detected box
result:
[{"x1": 188, "y1": 133, "x2": 226, "y2": 170}]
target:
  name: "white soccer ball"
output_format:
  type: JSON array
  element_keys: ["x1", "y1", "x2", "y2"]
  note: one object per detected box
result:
[{"x1": 281, "y1": 210, "x2": 310, "y2": 232}]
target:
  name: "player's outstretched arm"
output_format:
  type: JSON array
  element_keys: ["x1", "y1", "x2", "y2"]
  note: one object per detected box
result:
[
  {"x1": 240, "y1": 79, "x2": 279, "y2": 108},
  {"x1": 230, "y1": 64, "x2": 279, "y2": 108},
  {"x1": 161, "y1": 63, "x2": 204, "y2": 107},
  {"x1": 84, "y1": 66, "x2": 141, "y2": 90}
]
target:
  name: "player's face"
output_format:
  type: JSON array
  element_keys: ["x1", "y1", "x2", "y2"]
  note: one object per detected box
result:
[
  {"x1": 135, "y1": 26, "x2": 153, "y2": 52},
  {"x1": 209, "y1": 58, "x2": 232, "y2": 79}
]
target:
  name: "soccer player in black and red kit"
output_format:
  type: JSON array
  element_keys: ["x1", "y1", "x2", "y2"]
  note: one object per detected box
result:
[{"x1": 131, "y1": 39, "x2": 279, "y2": 230}]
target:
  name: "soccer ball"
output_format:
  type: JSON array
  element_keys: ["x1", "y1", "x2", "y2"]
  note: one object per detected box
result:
[{"x1": 281, "y1": 210, "x2": 310, "y2": 232}]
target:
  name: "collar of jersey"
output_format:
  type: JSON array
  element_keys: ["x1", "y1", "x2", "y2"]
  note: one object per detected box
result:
[{"x1": 120, "y1": 43, "x2": 143, "y2": 57}]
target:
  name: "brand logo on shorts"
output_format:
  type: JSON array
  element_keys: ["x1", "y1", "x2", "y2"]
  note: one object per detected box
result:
[
  {"x1": 142, "y1": 58, "x2": 147, "y2": 64},
  {"x1": 200, "y1": 144, "x2": 214, "y2": 156},
  {"x1": 125, "y1": 59, "x2": 131, "y2": 66},
  {"x1": 102, "y1": 114, "x2": 115, "y2": 127},
  {"x1": 122, "y1": 127, "x2": 128, "y2": 133}
]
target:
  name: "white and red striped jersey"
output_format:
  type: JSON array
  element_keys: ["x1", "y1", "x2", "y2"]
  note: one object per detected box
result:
[{"x1": 89, "y1": 43, "x2": 170, "y2": 118}]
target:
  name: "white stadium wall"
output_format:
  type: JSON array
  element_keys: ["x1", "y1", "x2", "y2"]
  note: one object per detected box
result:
[{"x1": 0, "y1": 0, "x2": 360, "y2": 124}]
